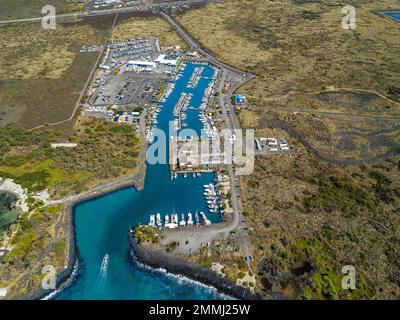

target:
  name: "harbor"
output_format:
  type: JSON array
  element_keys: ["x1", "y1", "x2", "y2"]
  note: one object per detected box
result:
[
  {"x1": 56, "y1": 61, "x2": 226, "y2": 300},
  {"x1": 147, "y1": 180, "x2": 226, "y2": 228}
]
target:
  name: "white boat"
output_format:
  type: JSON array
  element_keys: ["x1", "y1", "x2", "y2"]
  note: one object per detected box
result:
[
  {"x1": 183, "y1": 173, "x2": 187, "y2": 178},
  {"x1": 204, "y1": 193, "x2": 217, "y2": 198},
  {"x1": 170, "y1": 213, "x2": 178, "y2": 228},
  {"x1": 149, "y1": 215, "x2": 155, "y2": 227},
  {"x1": 165, "y1": 215, "x2": 169, "y2": 226},
  {"x1": 200, "y1": 211, "x2": 211, "y2": 225},
  {"x1": 179, "y1": 214, "x2": 186, "y2": 226},
  {"x1": 156, "y1": 213, "x2": 162, "y2": 227},
  {"x1": 194, "y1": 211, "x2": 200, "y2": 225},
  {"x1": 204, "y1": 187, "x2": 215, "y2": 192},
  {"x1": 187, "y1": 212, "x2": 193, "y2": 225}
]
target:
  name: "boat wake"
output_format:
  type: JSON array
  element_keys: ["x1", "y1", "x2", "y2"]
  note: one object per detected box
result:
[{"x1": 94, "y1": 254, "x2": 110, "y2": 289}]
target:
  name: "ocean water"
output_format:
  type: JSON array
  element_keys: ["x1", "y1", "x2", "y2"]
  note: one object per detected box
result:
[{"x1": 56, "y1": 63, "x2": 226, "y2": 300}]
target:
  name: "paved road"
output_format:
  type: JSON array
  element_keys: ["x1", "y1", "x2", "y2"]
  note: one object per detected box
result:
[
  {"x1": 158, "y1": 11, "x2": 256, "y2": 259},
  {"x1": 217, "y1": 70, "x2": 253, "y2": 260},
  {"x1": 0, "y1": 0, "x2": 215, "y2": 25}
]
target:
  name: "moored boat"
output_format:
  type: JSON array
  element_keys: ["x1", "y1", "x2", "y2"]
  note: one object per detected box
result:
[
  {"x1": 187, "y1": 212, "x2": 193, "y2": 225},
  {"x1": 156, "y1": 212, "x2": 162, "y2": 227},
  {"x1": 149, "y1": 215, "x2": 155, "y2": 227},
  {"x1": 179, "y1": 214, "x2": 186, "y2": 226}
]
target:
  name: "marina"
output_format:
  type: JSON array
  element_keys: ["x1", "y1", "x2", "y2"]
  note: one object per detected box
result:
[{"x1": 56, "y1": 62, "x2": 226, "y2": 300}]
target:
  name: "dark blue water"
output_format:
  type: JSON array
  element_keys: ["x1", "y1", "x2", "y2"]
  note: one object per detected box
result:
[
  {"x1": 384, "y1": 11, "x2": 400, "y2": 22},
  {"x1": 56, "y1": 63, "x2": 226, "y2": 300}
]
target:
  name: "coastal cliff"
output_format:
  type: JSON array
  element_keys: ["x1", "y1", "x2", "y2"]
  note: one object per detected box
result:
[{"x1": 127, "y1": 229, "x2": 261, "y2": 300}]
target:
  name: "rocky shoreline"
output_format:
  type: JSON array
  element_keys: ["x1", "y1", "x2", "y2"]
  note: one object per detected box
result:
[
  {"x1": 21, "y1": 134, "x2": 150, "y2": 300},
  {"x1": 127, "y1": 229, "x2": 261, "y2": 300},
  {"x1": 0, "y1": 178, "x2": 29, "y2": 212},
  {"x1": 24, "y1": 176, "x2": 142, "y2": 300},
  {"x1": 23, "y1": 140, "x2": 148, "y2": 300}
]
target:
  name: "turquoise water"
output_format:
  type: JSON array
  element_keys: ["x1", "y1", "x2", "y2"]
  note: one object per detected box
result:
[
  {"x1": 384, "y1": 12, "x2": 400, "y2": 22},
  {"x1": 56, "y1": 63, "x2": 226, "y2": 300}
]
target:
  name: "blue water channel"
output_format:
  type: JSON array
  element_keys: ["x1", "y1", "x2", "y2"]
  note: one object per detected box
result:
[
  {"x1": 384, "y1": 11, "x2": 400, "y2": 22},
  {"x1": 56, "y1": 63, "x2": 226, "y2": 299}
]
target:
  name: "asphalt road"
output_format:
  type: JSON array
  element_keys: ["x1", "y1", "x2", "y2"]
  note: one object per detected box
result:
[
  {"x1": 0, "y1": 0, "x2": 215, "y2": 25},
  {"x1": 158, "y1": 11, "x2": 256, "y2": 259}
]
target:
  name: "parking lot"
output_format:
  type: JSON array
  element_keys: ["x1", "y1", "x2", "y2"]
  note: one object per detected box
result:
[
  {"x1": 255, "y1": 137, "x2": 291, "y2": 153},
  {"x1": 90, "y1": 72, "x2": 168, "y2": 105},
  {"x1": 105, "y1": 37, "x2": 159, "y2": 66}
]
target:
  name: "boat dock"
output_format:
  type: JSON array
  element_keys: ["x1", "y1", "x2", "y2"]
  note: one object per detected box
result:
[{"x1": 148, "y1": 210, "x2": 213, "y2": 229}]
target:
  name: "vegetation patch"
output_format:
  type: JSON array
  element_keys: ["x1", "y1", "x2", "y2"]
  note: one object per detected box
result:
[
  {"x1": 113, "y1": 16, "x2": 188, "y2": 48},
  {"x1": 0, "y1": 116, "x2": 141, "y2": 197},
  {"x1": 135, "y1": 225, "x2": 159, "y2": 244},
  {"x1": 0, "y1": 18, "x2": 111, "y2": 128},
  {"x1": 302, "y1": 175, "x2": 375, "y2": 217}
]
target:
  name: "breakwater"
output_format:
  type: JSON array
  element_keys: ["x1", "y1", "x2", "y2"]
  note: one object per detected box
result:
[{"x1": 128, "y1": 230, "x2": 260, "y2": 300}]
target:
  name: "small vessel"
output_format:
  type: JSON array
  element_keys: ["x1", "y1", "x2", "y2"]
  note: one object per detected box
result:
[
  {"x1": 149, "y1": 215, "x2": 155, "y2": 227},
  {"x1": 192, "y1": 173, "x2": 196, "y2": 178},
  {"x1": 197, "y1": 172, "x2": 201, "y2": 177},
  {"x1": 200, "y1": 211, "x2": 211, "y2": 225},
  {"x1": 210, "y1": 209, "x2": 218, "y2": 213},
  {"x1": 171, "y1": 213, "x2": 179, "y2": 228},
  {"x1": 204, "y1": 191, "x2": 216, "y2": 196},
  {"x1": 194, "y1": 211, "x2": 200, "y2": 225},
  {"x1": 179, "y1": 214, "x2": 186, "y2": 226},
  {"x1": 165, "y1": 215, "x2": 169, "y2": 226},
  {"x1": 187, "y1": 212, "x2": 193, "y2": 226},
  {"x1": 156, "y1": 212, "x2": 162, "y2": 227},
  {"x1": 183, "y1": 173, "x2": 187, "y2": 178}
]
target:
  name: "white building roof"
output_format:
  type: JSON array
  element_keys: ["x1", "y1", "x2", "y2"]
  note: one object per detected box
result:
[{"x1": 127, "y1": 60, "x2": 156, "y2": 67}]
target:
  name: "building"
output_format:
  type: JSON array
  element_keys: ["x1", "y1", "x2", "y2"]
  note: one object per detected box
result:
[
  {"x1": 232, "y1": 94, "x2": 247, "y2": 104},
  {"x1": 127, "y1": 60, "x2": 156, "y2": 71},
  {"x1": 155, "y1": 54, "x2": 179, "y2": 67},
  {"x1": 51, "y1": 143, "x2": 78, "y2": 148}
]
